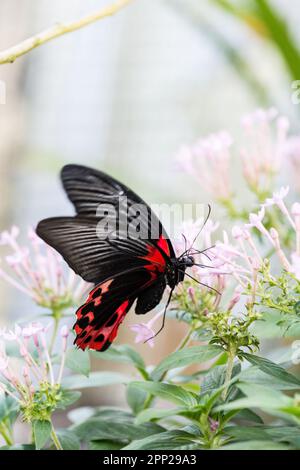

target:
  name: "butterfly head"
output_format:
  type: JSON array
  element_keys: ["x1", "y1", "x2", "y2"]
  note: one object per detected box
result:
[{"x1": 177, "y1": 254, "x2": 195, "y2": 269}]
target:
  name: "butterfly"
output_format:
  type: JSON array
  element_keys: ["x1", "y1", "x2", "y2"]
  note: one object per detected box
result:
[{"x1": 36, "y1": 164, "x2": 208, "y2": 352}]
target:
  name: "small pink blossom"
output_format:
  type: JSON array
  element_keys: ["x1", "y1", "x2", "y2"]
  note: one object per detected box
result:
[
  {"x1": 285, "y1": 136, "x2": 300, "y2": 192},
  {"x1": 0, "y1": 226, "x2": 20, "y2": 245},
  {"x1": 0, "y1": 321, "x2": 69, "y2": 400},
  {"x1": 264, "y1": 186, "x2": 289, "y2": 207},
  {"x1": 0, "y1": 226, "x2": 91, "y2": 308},
  {"x1": 291, "y1": 253, "x2": 300, "y2": 279},
  {"x1": 247, "y1": 207, "x2": 274, "y2": 245},
  {"x1": 2, "y1": 324, "x2": 22, "y2": 341},
  {"x1": 292, "y1": 203, "x2": 300, "y2": 255},
  {"x1": 60, "y1": 325, "x2": 69, "y2": 339},
  {"x1": 187, "y1": 286, "x2": 196, "y2": 303},
  {"x1": 175, "y1": 131, "x2": 233, "y2": 201},
  {"x1": 241, "y1": 109, "x2": 289, "y2": 190},
  {"x1": 292, "y1": 202, "x2": 300, "y2": 217},
  {"x1": 269, "y1": 228, "x2": 291, "y2": 271},
  {"x1": 22, "y1": 323, "x2": 44, "y2": 339},
  {"x1": 130, "y1": 310, "x2": 163, "y2": 348},
  {"x1": 228, "y1": 285, "x2": 243, "y2": 311},
  {"x1": 232, "y1": 226, "x2": 244, "y2": 240},
  {"x1": 208, "y1": 417, "x2": 219, "y2": 433},
  {"x1": 264, "y1": 187, "x2": 295, "y2": 229}
]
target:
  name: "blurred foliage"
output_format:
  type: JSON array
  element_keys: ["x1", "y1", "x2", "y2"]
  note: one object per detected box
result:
[{"x1": 170, "y1": 0, "x2": 300, "y2": 109}]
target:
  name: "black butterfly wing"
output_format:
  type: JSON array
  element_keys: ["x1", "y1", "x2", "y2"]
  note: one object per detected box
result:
[
  {"x1": 36, "y1": 165, "x2": 177, "y2": 351},
  {"x1": 36, "y1": 216, "x2": 152, "y2": 283}
]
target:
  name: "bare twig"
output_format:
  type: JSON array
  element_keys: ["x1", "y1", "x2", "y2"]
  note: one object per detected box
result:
[{"x1": 0, "y1": 0, "x2": 134, "y2": 65}]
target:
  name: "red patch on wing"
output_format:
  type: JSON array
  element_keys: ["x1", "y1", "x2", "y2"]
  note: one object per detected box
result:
[
  {"x1": 74, "y1": 281, "x2": 133, "y2": 351},
  {"x1": 140, "y1": 235, "x2": 170, "y2": 272}
]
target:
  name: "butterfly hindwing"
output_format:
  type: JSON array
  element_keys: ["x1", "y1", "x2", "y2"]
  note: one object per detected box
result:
[{"x1": 74, "y1": 269, "x2": 161, "y2": 351}]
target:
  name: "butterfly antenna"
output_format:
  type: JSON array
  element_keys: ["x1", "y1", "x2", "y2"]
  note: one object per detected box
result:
[
  {"x1": 179, "y1": 204, "x2": 212, "y2": 258},
  {"x1": 189, "y1": 251, "x2": 212, "y2": 262},
  {"x1": 145, "y1": 288, "x2": 174, "y2": 343},
  {"x1": 190, "y1": 203, "x2": 211, "y2": 250},
  {"x1": 182, "y1": 233, "x2": 188, "y2": 252},
  {"x1": 193, "y1": 263, "x2": 216, "y2": 269}
]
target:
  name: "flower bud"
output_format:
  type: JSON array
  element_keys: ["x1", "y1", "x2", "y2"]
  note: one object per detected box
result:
[
  {"x1": 60, "y1": 325, "x2": 69, "y2": 339},
  {"x1": 232, "y1": 226, "x2": 243, "y2": 239},
  {"x1": 292, "y1": 202, "x2": 300, "y2": 216}
]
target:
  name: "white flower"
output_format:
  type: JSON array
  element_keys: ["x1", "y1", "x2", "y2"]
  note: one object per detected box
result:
[{"x1": 264, "y1": 186, "x2": 289, "y2": 207}]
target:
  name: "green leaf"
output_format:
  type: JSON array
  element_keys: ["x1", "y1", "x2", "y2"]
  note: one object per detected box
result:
[
  {"x1": 200, "y1": 363, "x2": 241, "y2": 396},
  {"x1": 253, "y1": 0, "x2": 300, "y2": 81},
  {"x1": 33, "y1": 420, "x2": 52, "y2": 450},
  {"x1": 225, "y1": 426, "x2": 271, "y2": 442},
  {"x1": 221, "y1": 440, "x2": 291, "y2": 450},
  {"x1": 0, "y1": 444, "x2": 35, "y2": 451},
  {"x1": 93, "y1": 407, "x2": 134, "y2": 423},
  {"x1": 126, "y1": 383, "x2": 148, "y2": 415},
  {"x1": 74, "y1": 417, "x2": 164, "y2": 443},
  {"x1": 57, "y1": 390, "x2": 81, "y2": 409},
  {"x1": 91, "y1": 345, "x2": 146, "y2": 372},
  {"x1": 238, "y1": 365, "x2": 300, "y2": 390},
  {"x1": 0, "y1": 395, "x2": 19, "y2": 425},
  {"x1": 151, "y1": 345, "x2": 222, "y2": 381},
  {"x1": 56, "y1": 429, "x2": 80, "y2": 450},
  {"x1": 89, "y1": 440, "x2": 123, "y2": 450},
  {"x1": 135, "y1": 407, "x2": 190, "y2": 425},
  {"x1": 65, "y1": 348, "x2": 90, "y2": 377},
  {"x1": 226, "y1": 425, "x2": 300, "y2": 448},
  {"x1": 130, "y1": 381, "x2": 199, "y2": 407},
  {"x1": 241, "y1": 353, "x2": 300, "y2": 386},
  {"x1": 216, "y1": 383, "x2": 293, "y2": 414},
  {"x1": 234, "y1": 408, "x2": 264, "y2": 424},
  {"x1": 123, "y1": 430, "x2": 199, "y2": 450},
  {"x1": 62, "y1": 371, "x2": 129, "y2": 389}
]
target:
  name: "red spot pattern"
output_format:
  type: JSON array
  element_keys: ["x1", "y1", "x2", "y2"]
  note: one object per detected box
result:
[
  {"x1": 140, "y1": 235, "x2": 170, "y2": 272},
  {"x1": 74, "y1": 280, "x2": 132, "y2": 351}
]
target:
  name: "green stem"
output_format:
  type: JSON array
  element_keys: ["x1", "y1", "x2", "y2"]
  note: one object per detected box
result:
[
  {"x1": 49, "y1": 309, "x2": 62, "y2": 354},
  {"x1": 51, "y1": 425, "x2": 63, "y2": 450},
  {"x1": 177, "y1": 327, "x2": 194, "y2": 351},
  {"x1": 221, "y1": 346, "x2": 236, "y2": 401},
  {"x1": 0, "y1": 423, "x2": 13, "y2": 446}
]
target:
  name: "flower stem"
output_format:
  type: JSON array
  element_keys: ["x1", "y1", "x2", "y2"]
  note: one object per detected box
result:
[
  {"x1": 0, "y1": 423, "x2": 13, "y2": 446},
  {"x1": 222, "y1": 346, "x2": 236, "y2": 401},
  {"x1": 0, "y1": 0, "x2": 135, "y2": 64},
  {"x1": 51, "y1": 424, "x2": 63, "y2": 450},
  {"x1": 177, "y1": 327, "x2": 194, "y2": 350},
  {"x1": 49, "y1": 309, "x2": 62, "y2": 354}
]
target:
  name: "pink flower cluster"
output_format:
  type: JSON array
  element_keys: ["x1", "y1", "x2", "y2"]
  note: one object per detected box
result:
[
  {"x1": 176, "y1": 108, "x2": 290, "y2": 199},
  {"x1": 176, "y1": 131, "x2": 233, "y2": 201},
  {"x1": 0, "y1": 322, "x2": 69, "y2": 402},
  {"x1": 0, "y1": 227, "x2": 91, "y2": 308},
  {"x1": 196, "y1": 187, "x2": 300, "y2": 303}
]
